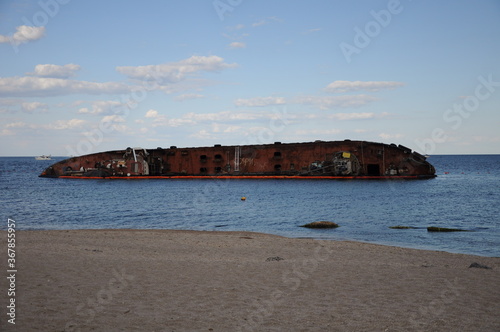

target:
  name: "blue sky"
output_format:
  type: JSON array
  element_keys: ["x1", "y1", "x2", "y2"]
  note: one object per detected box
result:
[{"x1": 1, "y1": 0, "x2": 499, "y2": 156}]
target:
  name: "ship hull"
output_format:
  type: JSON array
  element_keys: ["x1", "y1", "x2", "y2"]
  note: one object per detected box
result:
[{"x1": 39, "y1": 140, "x2": 436, "y2": 179}]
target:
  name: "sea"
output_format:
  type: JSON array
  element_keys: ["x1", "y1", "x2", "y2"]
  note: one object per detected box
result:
[{"x1": 0, "y1": 155, "x2": 499, "y2": 257}]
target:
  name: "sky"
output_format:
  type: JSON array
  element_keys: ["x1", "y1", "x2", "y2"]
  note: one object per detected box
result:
[{"x1": 0, "y1": 0, "x2": 499, "y2": 156}]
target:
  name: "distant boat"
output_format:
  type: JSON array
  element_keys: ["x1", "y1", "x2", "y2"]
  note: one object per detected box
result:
[{"x1": 35, "y1": 155, "x2": 52, "y2": 160}]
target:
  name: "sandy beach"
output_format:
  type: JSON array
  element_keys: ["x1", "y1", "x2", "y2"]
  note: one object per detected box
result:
[{"x1": 1, "y1": 229, "x2": 499, "y2": 331}]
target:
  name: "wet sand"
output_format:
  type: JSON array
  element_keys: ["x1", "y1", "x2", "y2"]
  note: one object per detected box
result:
[{"x1": 1, "y1": 229, "x2": 499, "y2": 331}]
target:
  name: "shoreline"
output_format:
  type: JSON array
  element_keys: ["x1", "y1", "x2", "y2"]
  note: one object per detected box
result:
[
  {"x1": 1, "y1": 229, "x2": 499, "y2": 331},
  {"x1": 12, "y1": 227, "x2": 499, "y2": 258},
  {"x1": 294, "y1": 235, "x2": 499, "y2": 258}
]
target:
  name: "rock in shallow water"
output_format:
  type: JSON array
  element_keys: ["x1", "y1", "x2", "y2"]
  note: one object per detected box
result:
[
  {"x1": 300, "y1": 221, "x2": 339, "y2": 229},
  {"x1": 427, "y1": 226, "x2": 469, "y2": 232}
]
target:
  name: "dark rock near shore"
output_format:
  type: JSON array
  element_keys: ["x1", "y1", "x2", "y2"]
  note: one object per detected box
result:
[
  {"x1": 427, "y1": 226, "x2": 469, "y2": 232},
  {"x1": 300, "y1": 221, "x2": 339, "y2": 229}
]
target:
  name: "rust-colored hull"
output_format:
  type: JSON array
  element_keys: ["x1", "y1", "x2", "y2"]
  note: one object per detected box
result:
[{"x1": 40, "y1": 140, "x2": 436, "y2": 179}]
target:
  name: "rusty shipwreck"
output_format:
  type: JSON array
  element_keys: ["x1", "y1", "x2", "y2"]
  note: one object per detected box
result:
[{"x1": 39, "y1": 140, "x2": 436, "y2": 179}]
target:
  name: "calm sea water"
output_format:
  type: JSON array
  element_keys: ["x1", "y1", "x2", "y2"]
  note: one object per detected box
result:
[{"x1": 1, "y1": 155, "x2": 499, "y2": 257}]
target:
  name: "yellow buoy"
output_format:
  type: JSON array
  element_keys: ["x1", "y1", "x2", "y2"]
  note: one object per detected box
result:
[{"x1": 241, "y1": 197, "x2": 246, "y2": 201}]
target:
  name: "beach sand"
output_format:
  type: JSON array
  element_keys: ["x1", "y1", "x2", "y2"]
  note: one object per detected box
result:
[{"x1": 1, "y1": 229, "x2": 499, "y2": 331}]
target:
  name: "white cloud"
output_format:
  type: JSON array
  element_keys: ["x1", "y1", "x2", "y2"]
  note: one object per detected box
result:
[
  {"x1": 184, "y1": 111, "x2": 263, "y2": 122},
  {"x1": 0, "y1": 76, "x2": 131, "y2": 97},
  {"x1": 223, "y1": 125, "x2": 241, "y2": 133},
  {"x1": 173, "y1": 93, "x2": 204, "y2": 101},
  {"x1": 325, "y1": 80, "x2": 405, "y2": 93},
  {"x1": 150, "y1": 110, "x2": 280, "y2": 128},
  {"x1": 148, "y1": 113, "x2": 195, "y2": 128},
  {"x1": 21, "y1": 102, "x2": 48, "y2": 113},
  {"x1": 354, "y1": 129, "x2": 368, "y2": 133},
  {"x1": 116, "y1": 55, "x2": 237, "y2": 83},
  {"x1": 327, "y1": 112, "x2": 389, "y2": 121},
  {"x1": 328, "y1": 112, "x2": 375, "y2": 120},
  {"x1": 0, "y1": 26, "x2": 45, "y2": 45},
  {"x1": 102, "y1": 115, "x2": 125, "y2": 123},
  {"x1": 234, "y1": 96, "x2": 286, "y2": 107},
  {"x1": 145, "y1": 109, "x2": 159, "y2": 118},
  {"x1": 229, "y1": 41, "x2": 246, "y2": 49},
  {"x1": 190, "y1": 129, "x2": 216, "y2": 140},
  {"x1": 111, "y1": 124, "x2": 128, "y2": 133},
  {"x1": 252, "y1": 20, "x2": 267, "y2": 27},
  {"x1": 5, "y1": 121, "x2": 27, "y2": 129},
  {"x1": 77, "y1": 100, "x2": 124, "y2": 115},
  {"x1": 301, "y1": 113, "x2": 319, "y2": 119},
  {"x1": 77, "y1": 107, "x2": 90, "y2": 114},
  {"x1": 0, "y1": 129, "x2": 14, "y2": 136},
  {"x1": 0, "y1": 57, "x2": 231, "y2": 98},
  {"x1": 252, "y1": 17, "x2": 282, "y2": 27},
  {"x1": 189, "y1": 124, "x2": 243, "y2": 139},
  {"x1": 153, "y1": 78, "x2": 217, "y2": 95},
  {"x1": 2, "y1": 119, "x2": 88, "y2": 132},
  {"x1": 152, "y1": 116, "x2": 195, "y2": 128},
  {"x1": 295, "y1": 95, "x2": 378, "y2": 110},
  {"x1": 379, "y1": 133, "x2": 403, "y2": 139},
  {"x1": 295, "y1": 128, "x2": 341, "y2": 136},
  {"x1": 48, "y1": 118, "x2": 86, "y2": 130},
  {"x1": 27, "y1": 64, "x2": 81, "y2": 78},
  {"x1": 227, "y1": 24, "x2": 245, "y2": 30}
]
